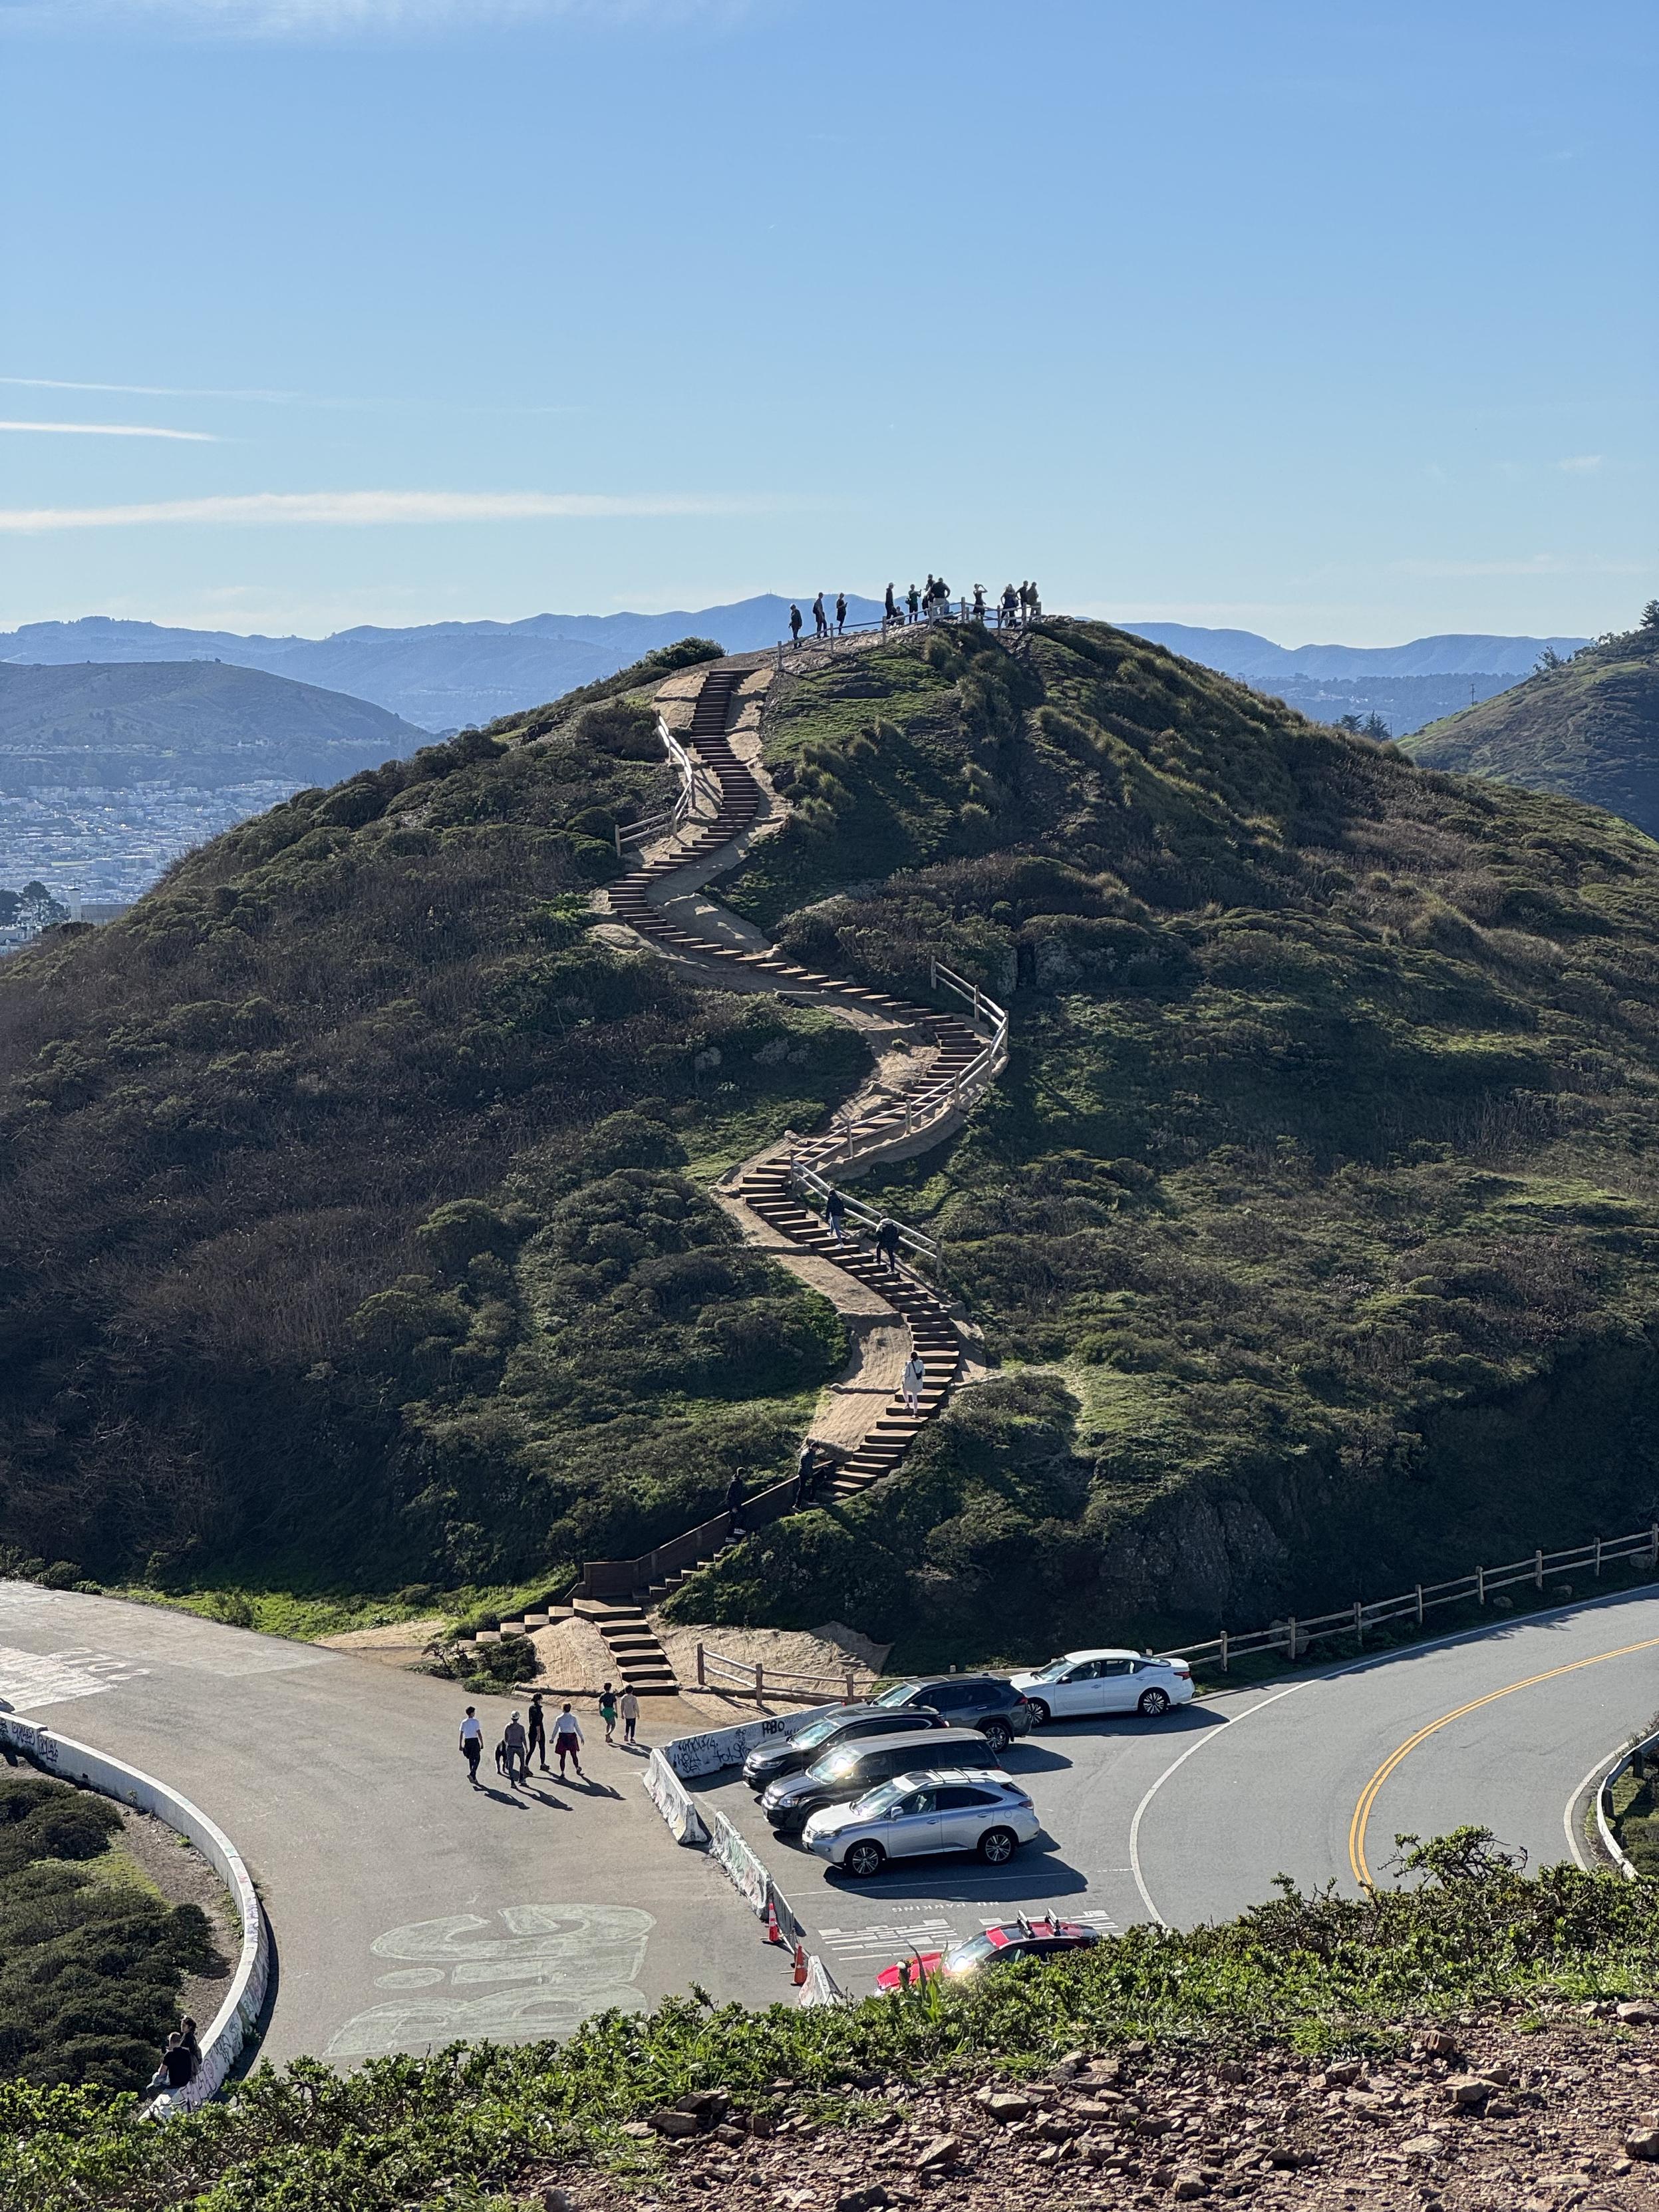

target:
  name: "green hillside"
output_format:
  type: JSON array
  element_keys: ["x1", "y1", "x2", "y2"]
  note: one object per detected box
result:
[
  {"x1": 0, "y1": 660, "x2": 430, "y2": 793},
  {"x1": 8, "y1": 620, "x2": 1659, "y2": 1655},
  {"x1": 1402, "y1": 605, "x2": 1659, "y2": 838}
]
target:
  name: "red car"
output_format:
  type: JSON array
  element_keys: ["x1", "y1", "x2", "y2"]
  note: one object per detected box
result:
[{"x1": 875, "y1": 1915, "x2": 1102, "y2": 1991}]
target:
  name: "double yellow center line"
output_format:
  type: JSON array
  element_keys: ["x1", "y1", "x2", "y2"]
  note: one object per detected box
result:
[{"x1": 1348, "y1": 1635, "x2": 1659, "y2": 1887}]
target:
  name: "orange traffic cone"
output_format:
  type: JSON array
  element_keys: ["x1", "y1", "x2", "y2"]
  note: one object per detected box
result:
[
  {"x1": 792, "y1": 1943, "x2": 808, "y2": 1986},
  {"x1": 765, "y1": 1897, "x2": 784, "y2": 1946}
]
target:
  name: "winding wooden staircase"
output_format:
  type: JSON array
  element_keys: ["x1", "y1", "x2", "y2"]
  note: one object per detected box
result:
[{"x1": 560, "y1": 655, "x2": 1006, "y2": 1693}]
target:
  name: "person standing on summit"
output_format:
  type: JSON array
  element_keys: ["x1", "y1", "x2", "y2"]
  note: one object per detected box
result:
[
  {"x1": 885, "y1": 582, "x2": 899, "y2": 625},
  {"x1": 812, "y1": 591, "x2": 828, "y2": 637},
  {"x1": 789, "y1": 603, "x2": 803, "y2": 647},
  {"x1": 835, "y1": 591, "x2": 847, "y2": 635},
  {"x1": 907, "y1": 582, "x2": 921, "y2": 623}
]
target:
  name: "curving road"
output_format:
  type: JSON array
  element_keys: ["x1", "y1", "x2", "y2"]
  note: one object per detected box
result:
[
  {"x1": 0, "y1": 1581, "x2": 796, "y2": 2066},
  {"x1": 696, "y1": 1584, "x2": 1659, "y2": 1990}
]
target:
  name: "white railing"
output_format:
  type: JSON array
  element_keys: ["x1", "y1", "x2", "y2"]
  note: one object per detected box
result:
[
  {"x1": 785, "y1": 1158, "x2": 939, "y2": 1265},
  {"x1": 613, "y1": 714, "x2": 719, "y2": 856},
  {"x1": 799, "y1": 959, "x2": 1008, "y2": 1170},
  {"x1": 1159, "y1": 1524, "x2": 1659, "y2": 1675}
]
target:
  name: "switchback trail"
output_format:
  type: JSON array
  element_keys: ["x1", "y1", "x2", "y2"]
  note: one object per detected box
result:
[{"x1": 566, "y1": 652, "x2": 1007, "y2": 1693}]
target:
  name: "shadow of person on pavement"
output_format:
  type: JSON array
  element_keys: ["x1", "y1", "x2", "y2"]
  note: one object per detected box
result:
[{"x1": 476, "y1": 1784, "x2": 526, "y2": 1806}]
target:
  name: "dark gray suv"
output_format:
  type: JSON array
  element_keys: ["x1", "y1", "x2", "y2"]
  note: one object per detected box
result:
[
  {"x1": 760, "y1": 1725, "x2": 1000, "y2": 1835},
  {"x1": 742, "y1": 1704, "x2": 951, "y2": 1792},
  {"x1": 873, "y1": 1674, "x2": 1034, "y2": 1752}
]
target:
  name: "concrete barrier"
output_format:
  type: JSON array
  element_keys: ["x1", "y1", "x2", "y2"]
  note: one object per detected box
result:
[
  {"x1": 643, "y1": 1747, "x2": 709, "y2": 1845},
  {"x1": 1596, "y1": 1730, "x2": 1659, "y2": 1881},
  {"x1": 0, "y1": 1712, "x2": 268, "y2": 2108},
  {"x1": 659, "y1": 1706, "x2": 824, "y2": 1780}
]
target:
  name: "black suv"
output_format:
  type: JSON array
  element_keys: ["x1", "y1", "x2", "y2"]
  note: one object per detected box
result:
[
  {"x1": 742, "y1": 1704, "x2": 951, "y2": 1791},
  {"x1": 873, "y1": 1675, "x2": 1034, "y2": 1752},
  {"x1": 760, "y1": 1724, "x2": 1000, "y2": 1833}
]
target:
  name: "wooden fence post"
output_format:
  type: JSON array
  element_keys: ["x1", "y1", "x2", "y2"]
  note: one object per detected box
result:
[
  {"x1": 845, "y1": 1672, "x2": 855, "y2": 1703},
  {"x1": 1286, "y1": 1617, "x2": 1298, "y2": 1662},
  {"x1": 1354, "y1": 1599, "x2": 1363, "y2": 1647},
  {"x1": 754, "y1": 1661, "x2": 764, "y2": 1703},
  {"x1": 1595, "y1": 1537, "x2": 1603, "y2": 1577},
  {"x1": 1651, "y1": 1523, "x2": 1658, "y2": 1568},
  {"x1": 1220, "y1": 1629, "x2": 1229, "y2": 1674},
  {"x1": 1535, "y1": 1548, "x2": 1544, "y2": 1591},
  {"x1": 1415, "y1": 1583, "x2": 1424, "y2": 1626},
  {"x1": 696, "y1": 1642, "x2": 705, "y2": 1688},
  {"x1": 1476, "y1": 1564, "x2": 1485, "y2": 1606}
]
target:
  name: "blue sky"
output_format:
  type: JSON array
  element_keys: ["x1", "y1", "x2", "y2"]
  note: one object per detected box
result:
[{"x1": 1, "y1": 0, "x2": 1652, "y2": 644}]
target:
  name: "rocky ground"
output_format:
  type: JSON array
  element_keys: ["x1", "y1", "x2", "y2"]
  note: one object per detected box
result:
[{"x1": 522, "y1": 2006, "x2": 1659, "y2": 2212}]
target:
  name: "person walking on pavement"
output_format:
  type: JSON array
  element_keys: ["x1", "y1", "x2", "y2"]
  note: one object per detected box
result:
[
  {"x1": 552, "y1": 1701, "x2": 585, "y2": 1778},
  {"x1": 789, "y1": 602, "x2": 803, "y2": 647},
  {"x1": 835, "y1": 591, "x2": 847, "y2": 635},
  {"x1": 901, "y1": 1352, "x2": 927, "y2": 1415},
  {"x1": 825, "y1": 1186, "x2": 846, "y2": 1241},
  {"x1": 619, "y1": 1685, "x2": 640, "y2": 1744},
  {"x1": 503, "y1": 1710, "x2": 529, "y2": 1786},
  {"x1": 599, "y1": 1681, "x2": 618, "y2": 1744},
  {"x1": 812, "y1": 591, "x2": 828, "y2": 638},
  {"x1": 907, "y1": 581, "x2": 921, "y2": 623},
  {"x1": 458, "y1": 1705, "x2": 484, "y2": 1788},
  {"x1": 527, "y1": 1691, "x2": 548, "y2": 1772},
  {"x1": 874, "y1": 1215, "x2": 902, "y2": 1273}
]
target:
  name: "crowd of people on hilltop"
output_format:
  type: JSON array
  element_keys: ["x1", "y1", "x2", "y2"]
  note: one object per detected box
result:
[{"x1": 787, "y1": 577, "x2": 1042, "y2": 647}]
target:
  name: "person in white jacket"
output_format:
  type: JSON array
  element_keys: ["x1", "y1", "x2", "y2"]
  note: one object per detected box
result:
[
  {"x1": 901, "y1": 1354, "x2": 926, "y2": 1416},
  {"x1": 552, "y1": 1702, "x2": 585, "y2": 1778}
]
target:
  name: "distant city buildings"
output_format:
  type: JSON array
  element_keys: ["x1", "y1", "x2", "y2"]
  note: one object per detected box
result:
[{"x1": 0, "y1": 778, "x2": 297, "y2": 917}]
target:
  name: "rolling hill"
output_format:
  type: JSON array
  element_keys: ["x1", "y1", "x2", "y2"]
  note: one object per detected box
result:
[
  {"x1": 0, "y1": 661, "x2": 430, "y2": 795},
  {"x1": 1403, "y1": 607, "x2": 1659, "y2": 838},
  {"x1": 7, "y1": 621, "x2": 1659, "y2": 1657}
]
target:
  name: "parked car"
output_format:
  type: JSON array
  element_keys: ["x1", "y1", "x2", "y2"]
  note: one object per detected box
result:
[
  {"x1": 804, "y1": 1769, "x2": 1040, "y2": 1878},
  {"x1": 742, "y1": 1704, "x2": 951, "y2": 1792},
  {"x1": 1010, "y1": 1648, "x2": 1193, "y2": 1724},
  {"x1": 870, "y1": 1674, "x2": 1034, "y2": 1751},
  {"x1": 760, "y1": 1725, "x2": 998, "y2": 1835},
  {"x1": 875, "y1": 1915, "x2": 1102, "y2": 1992}
]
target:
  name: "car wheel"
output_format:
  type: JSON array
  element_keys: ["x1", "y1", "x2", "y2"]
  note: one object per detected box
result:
[
  {"x1": 1024, "y1": 1698, "x2": 1050, "y2": 1728},
  {"x1": 1137, "y1": 1688, "x2": 1171, "y2": 1718},
  {"x1": 979, "y1": 1826, "x2": 1018, "y2": 1865},
  {"x1": 980, "y1": 1719, "x2": 1012, "y2": 1752},
  {"x1": 842, "y1": 1839, "x2": 887, "y2": 1879}
]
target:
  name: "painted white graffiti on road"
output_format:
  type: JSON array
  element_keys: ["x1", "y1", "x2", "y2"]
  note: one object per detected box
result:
[
  {"x1": 0, "y1": 1644, "x2": 150, "y2": 1712},
  {"x1": 325, "y1": 1903, "x2": 655, "y2": 2058}
]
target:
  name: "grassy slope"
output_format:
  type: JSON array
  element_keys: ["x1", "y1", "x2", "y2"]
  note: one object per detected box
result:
[
  {"x1": 671, "y1": 620, "x2": 1659, "y2": 1660},
  {"x1": 1404, "y1": 619, "x2": 1659, "y2": 839},
  {"x1": 0, "y1": 647, "x2": 856, "y2": 1609},
  {"x1": 6, "y1": 1839, "x2": 1659, "y2": 2210}
]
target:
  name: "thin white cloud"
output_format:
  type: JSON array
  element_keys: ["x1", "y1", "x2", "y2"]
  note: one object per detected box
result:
[
  {"x1": 0, "y1": 489, "x2": 768, "y2": 532},
  {"x1": 0, "y1": 418, "x2": 218, "y2": 442},
  {"x1": 1557, "y1": 454, "x2": 1604, "y2": 473},
  {"x1": 0, "y1": 1, "x2": 722, "y2": 35},
  {"x1": 0, "y1": 375, "x2": 297, "y2": 402}
]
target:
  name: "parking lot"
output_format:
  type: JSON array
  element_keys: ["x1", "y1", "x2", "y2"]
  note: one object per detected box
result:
[{"x1": 687, "y1": 1706, "x2": 1226, "y2": 1994}]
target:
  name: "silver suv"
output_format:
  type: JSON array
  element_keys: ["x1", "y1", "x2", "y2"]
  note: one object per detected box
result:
[{"x1": 802, "y1": 1769, "x2": 1040, "y2": 1879}]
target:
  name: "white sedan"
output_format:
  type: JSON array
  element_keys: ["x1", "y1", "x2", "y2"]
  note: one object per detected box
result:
[
  {"x1": 1010, "y1": 1648, "x2": 1193, "y2": 1724},
  {"x1": 802, "y1": 1770, "x2": 1041, "y2": 1879}
]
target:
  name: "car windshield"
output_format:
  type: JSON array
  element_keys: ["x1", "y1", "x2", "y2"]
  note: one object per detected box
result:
[
  {"x1": 941, "y1": 1932, "x2": 1003, "y2": 1975},
  {"x1": 792, "y1": 1714, "x2": 851, "y2": 1750},
  {"x1": 1027, "y1": 1659, "x2": 1073, "y2": 1682},
  {"x1": 849, "y1": 1779, "x2": 907, "y2": 1816},
  {"x1": 873, "y1": 1682, "x2": 921, "y2": 1708}
]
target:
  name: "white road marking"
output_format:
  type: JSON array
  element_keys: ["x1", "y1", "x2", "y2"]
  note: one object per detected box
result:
[
  {"x1": 327, "y1": 1903, "x2": 655, "y2": 2058},
  {"x1": 0, "y1": 1643, "x2": 150, "y2": 1712}
]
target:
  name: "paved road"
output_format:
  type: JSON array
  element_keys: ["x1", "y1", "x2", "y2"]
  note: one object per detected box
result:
[
  {"x1": 698, "y1": 1586, "x2": 1659, "y2": 1997},
  {"x1": 0, "y1": 1583, "x2": 794, "y2": 2063}
]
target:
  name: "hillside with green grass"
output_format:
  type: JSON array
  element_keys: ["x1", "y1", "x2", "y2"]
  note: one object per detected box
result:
[
  {"x1": 11, "y1": 617, "x2": 1659, "y2": 1657},
  {"x1": 0, "y1": 641, "x2": 855, "y2": 1618},
  {"x1": 1403, "y1": 607, "x2": 1659, "y2": 840},
  {"x1": 669, "y1": 617, "x2": 1659, "y2": 1656}
]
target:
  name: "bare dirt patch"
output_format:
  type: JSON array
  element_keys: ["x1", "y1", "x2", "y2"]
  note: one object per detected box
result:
[{"x1": 657, "y1": 1617, "x2": 891, "y2": 1719}]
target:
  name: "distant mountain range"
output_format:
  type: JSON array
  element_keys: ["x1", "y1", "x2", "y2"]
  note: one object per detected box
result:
[
  {"x1": 0, "y1": 661, "x2": 430, "y2": 794},
  {"x1": 1, "y1": 605, "x2": 1589, "y2": 739},
  {"x1": 0, "y1": 598, "x2": 887, "y2": 734}
]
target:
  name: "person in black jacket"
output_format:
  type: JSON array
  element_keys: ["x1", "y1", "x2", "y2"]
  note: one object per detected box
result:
[{"x1": 789, "y1": 603, "x2": 803, "y2": 647}]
